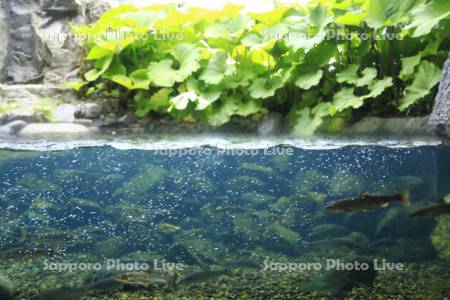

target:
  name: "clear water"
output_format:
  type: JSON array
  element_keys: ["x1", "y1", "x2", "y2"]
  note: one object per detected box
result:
[{"x1": 0, "y1": 144, "x2": 449, "y2": 299}]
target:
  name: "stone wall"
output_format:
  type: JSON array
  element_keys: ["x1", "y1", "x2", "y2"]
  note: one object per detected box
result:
[
  {"x1": 0, "y1": 0, "x2": 114, "y2": 85},
  {"x1": 428, "y1": 52, "x2": 450, "y2": 139}
]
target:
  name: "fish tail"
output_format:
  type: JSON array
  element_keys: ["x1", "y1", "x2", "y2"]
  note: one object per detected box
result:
[{"x1": 400, "y1": 190, "x2": 410, "y2": 206}]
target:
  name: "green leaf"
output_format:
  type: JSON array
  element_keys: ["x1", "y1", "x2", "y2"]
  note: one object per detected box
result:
[
  {"x1": 365, "y1": 77, "x2": 394, "y2": 98},
  {"x1": 87, "y1": 47, "x2": 115, "y2": 60},
  {"x1": 365, "y1": 0, "x2": 422, "y2": 29},
  {"x1": 147, "y1": 60, "x2": 179, "y2": 87},
  {"x1": 62, "y1": 79, "x2": 87, "y2": 91},
  {"x1": 337, "y1": 65, "x2": 377, "y2": 87},
  {"x1": 399, "y1": 55, "x2": 421, "y2": 80},
  {"x1": 170, "y1": 92, "x2": 197, "y2": 110},
  {"x1": 235, "y1": 99, "x2": 263, "y2": 117},
  {"x1": 205, "y1": 15, "x2": 255, "y2": 38},
  {"x1": 187, "y1": 78, "x2": 222, "y2": 103},
  {"x1": 130, "y1": 69, "x2": 151, "y2": 90},
  {"x1": 292, "y1": 107, "x2": 324, "y2": 137},
  {"x1": 336, "y1": 64, "x2": 360, "y2": 84},
  {"x1": 118, "y1": 11, "x2": 164, "y2": 27},
  {"x1": 111, "y1": 75, "x2": 133, "y2": 89},
  {"x1": 308, "y1": 4, "x2": 333, "y2": 30},
  {"x1": 199, "y1": 51, "x2": 231, "y2": 84},
  {"x1": 205, "y1": 98, "x2": 240, "y2": 126},
  {"x1": 332, "y1": 88, "x2": 364, "y2": 111},
  {"x1": 84, "y1": 55, "x2": 113, "y2": 82},
  {"x1": 411, "y1": 0, "x2": 450, "y2": 37},
  {"x1": 295, "y1": 66, "x2": 323, "y2": 89},
  {"x1": 399, "y1": 61, "x2": 441, "y2": 111},
  {"x1": 148, "y1": 43, "x2": 201, "y2": 87},
  {"x1": 249, "y1": 77, "x2": 283, "y2": 99},
  {"x1": 135, "y1": 88, "x2": 172, "y2": 117}
]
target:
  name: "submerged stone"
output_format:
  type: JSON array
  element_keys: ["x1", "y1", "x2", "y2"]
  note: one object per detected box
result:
[{"x1": 303, "y1": 259, "x2": 376, "y2": 296}]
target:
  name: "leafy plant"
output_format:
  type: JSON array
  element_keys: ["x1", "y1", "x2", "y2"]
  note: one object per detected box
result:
[{"x1": 71, "y1": 0, "x2": 450, "y2": 135}]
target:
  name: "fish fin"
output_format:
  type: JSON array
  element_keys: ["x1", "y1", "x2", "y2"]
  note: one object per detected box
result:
[
  {"x1": 381, "y1": 203, "x2": 389, "y2": 207},
  {"x1": 400, "y1": 190, "x2": 410, "y2": 206}
]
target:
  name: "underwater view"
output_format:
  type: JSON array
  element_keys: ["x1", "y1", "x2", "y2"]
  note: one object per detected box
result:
[{"x1": 0, "y1": 143, "x2": 449, "y2": 299}]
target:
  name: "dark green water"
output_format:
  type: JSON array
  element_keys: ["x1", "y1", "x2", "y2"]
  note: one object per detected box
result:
[{"x1": 0, "y1": 144, "x2": 449, "y2": 299}]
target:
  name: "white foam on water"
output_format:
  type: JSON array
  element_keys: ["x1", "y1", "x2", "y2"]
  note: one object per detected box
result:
[{"x1": 0, "y1": 135, "x2": 443, "y2": 151}]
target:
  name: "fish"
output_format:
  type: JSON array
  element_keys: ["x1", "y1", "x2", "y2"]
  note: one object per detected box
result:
[
  {"x1": 409, "y1": 199, "x2": 450, "y2": 218},
  {"x1": 30, "y1": 286, "x2": 87, "y2": 300},
  {"x1": 326, "y1": 190, "x2": 410, "y2": 213},
  {"x1": 0, "y1": 247, "x2": 56, "y2": 260},
  {"x1": 114, "y1": 272, "x2": 176, "y2": 289},
  {"x1": 226, "y1": 259, "x2": 261, "y2": 270},
  {"x1": 87, "y1": 277, "x2": 126, "y2": 291},
  {"x1": 367, "y1": 237, "x2": 401, "y2": 248},
  {"x1": 177, "y1": 268, "x2": 232, "y2": 285},
  {"x1": 302, "y1": 237, "x2": 364, "y2": 250},
  {"x1": 88, "y1": 272, "x2": 176, "y2": 291}
]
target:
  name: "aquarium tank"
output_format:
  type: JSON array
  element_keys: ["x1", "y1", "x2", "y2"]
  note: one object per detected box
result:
[{"x1": 0, "y1": 0, "x2": 450, "y2": 299}]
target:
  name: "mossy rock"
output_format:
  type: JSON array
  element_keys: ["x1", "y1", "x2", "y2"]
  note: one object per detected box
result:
[
  {"x1": 114, "y1": 166, "x2": 168, "y2": 198},
  {"x1": 431, "y1": 217, "x2": 450, "y2": 261},
  {"x1": 329, "y1": 171, "x2": 365, "y2": 196},
  {"x1": 270, "y1": 154, "x2": 292, "y2": 173},
  {"x1": 224, "y1": 176, "x2": 266, "y2": 193},
  {"x1": 309, "y1": 224, "x2": 348, "y2": 240},
  {"x1": 268, "y1": 223, "x2": 300, "y2": 244},
  {"x1": 292, "y1": 169, "x2": 329, "y2": 194},
  {"x1": 68, "y1": 198, "x2": 102, "y2": 214},
  {"x1": 0, "y1": 150, "x2": 40, "y2": 167},
  {"x1": 15, "y1": 174, "x2": 61, "y2": 194},
  {"x1": 242, "y1": 192, "x2": 277, "y2": 206},
  {"x1": 94, "y1": 238, "x2": 124, "y2": 258}
]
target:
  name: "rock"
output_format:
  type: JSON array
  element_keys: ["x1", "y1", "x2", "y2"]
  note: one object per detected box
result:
[
  {"x1": 17, "y1": 123, "x2": 92, "y2": 139},
  {"x1": 303, "y1": 259, "x2": 376, "y2": 296},
  {"x1": 0, "y1": 1, "x2": 8, "y2": 82},
  {"x1": 428, "y1": 52, "x2": 450, "y2": 138},
  {"x1": 85, "y1": 0, "x2": 117, "y2": 23},
  {"x1": 76, "y1": 102, "x2": 102, "y2": 119},
  {"x1": 118, "y1": 112, "x2": 138, "y2": 124},
  {"x1": 2, "y1": 120, "x2": 27, "y2": 133},
  {"x1": 0, "y1": 274, "x2": 15, "y2": 300},
  {"x1": 257, "y1": 112, "x2": 283, "y2": 135},
  {"x1": 0, "y1": 120, "x2": 27, "y2": 138},
  {"x1": 53, "y1": 104, "x2": 76, "y2": 122},
  {"x1": 1, "y1": 0, "x2": 43, "y2": 84},
  {"x1": 40, "y1": 0, "x2": 80, "y2": 14},
  {"x1": 0, "y1": 84, "x2": 78, "y2": 105},
  {"x1": 74, "y1": 118, "x2": 93, "y2": 126},
  {"x1": 346, "y1": 116, "x2": 429, "y2": 136}
]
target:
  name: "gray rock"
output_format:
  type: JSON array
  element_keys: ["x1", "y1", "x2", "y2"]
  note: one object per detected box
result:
[
  {"x1": 0, "y1": 1, "x2": 8, "y2": 82},
  {"x1": 17, "y1": 123, "x2": 92, "y2": 139},
  {"x1": 346, "y1": 116, "x2": 429, "y2": 137},
  {"x1": 54, "y1": 103, "x2": 76, "y2": 122},
  {"x1": 428, "y1": 52, "x2": 450, "y2": 138},
  {"x1": 4, "y1": 120, "x2": 27, "y2": 133},
  {"x1": 85, "y1": 0, "x2": 116, "y2": 23},
  {"x1": 76, "y1": 102, "x2": 102, "y2": 119},
  {"x1": 0, "y1": 120, "x2": 26, "y2": 138},
  {"x1": 0, "y1": 83, "x2": 78, "y2": 104},
  {"x1": 257, "y1": 112, "x2": 283, "y2": 135}
]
